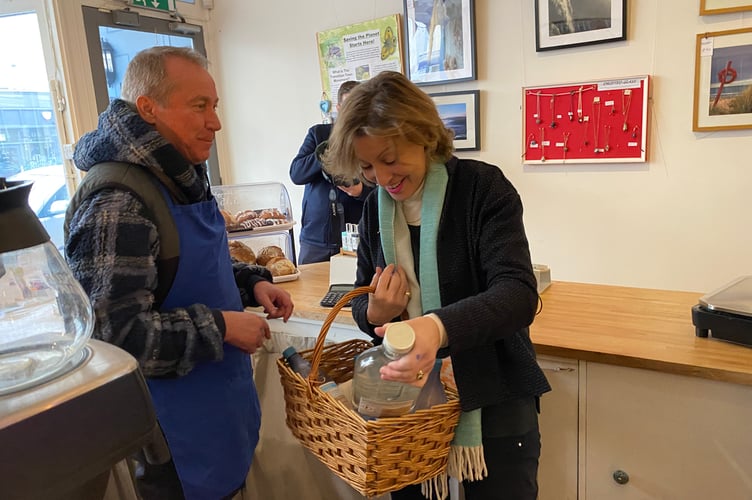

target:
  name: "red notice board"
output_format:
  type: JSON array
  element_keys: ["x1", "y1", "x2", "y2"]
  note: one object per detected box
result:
[{"x1": 522, "y1": 76, "x2": 650, "y2": 165}]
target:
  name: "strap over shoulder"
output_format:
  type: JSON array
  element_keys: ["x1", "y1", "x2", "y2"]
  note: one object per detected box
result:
[{"x1": 65, "y1": 161, "x2": 179, "y2": 261}]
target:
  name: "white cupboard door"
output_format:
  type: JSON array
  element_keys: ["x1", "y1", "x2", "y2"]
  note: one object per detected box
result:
[
  {"x1": 584, "y1": 362, "x2": 752, "y2": 500},
  {"x1": 538, "y1": 355, "x2": 579, "y2": 500}
]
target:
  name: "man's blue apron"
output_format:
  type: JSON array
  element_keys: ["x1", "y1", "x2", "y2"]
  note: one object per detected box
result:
[{"x1": 146, "y1": 189, "x2": 260, "y2": 500}]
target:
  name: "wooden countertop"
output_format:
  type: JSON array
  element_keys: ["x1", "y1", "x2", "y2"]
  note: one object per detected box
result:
[
  {"x1": 275, "y1": 263, "x2": 752, "y2": 386},
  {"x1": 275, "y1": 262, "x2": 357, "y2": 326}
]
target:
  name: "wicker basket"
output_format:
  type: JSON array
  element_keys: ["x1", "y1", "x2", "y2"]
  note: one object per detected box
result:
[{"x1": 276, "y1": 286, "x2": 462, "y2": 497}]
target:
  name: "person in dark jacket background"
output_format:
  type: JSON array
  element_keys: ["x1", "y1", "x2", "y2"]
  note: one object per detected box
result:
[
  {"x1": 322, "y1": 71, "x2": 550, "y2": 500},
  {"x1": 290, "y1": 80, "x2": 373, "y2": 264}
]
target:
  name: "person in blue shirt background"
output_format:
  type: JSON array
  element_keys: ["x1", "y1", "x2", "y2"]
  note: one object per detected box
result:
[{"x1": 290, "y1": 80, "x2": 373, "y2": 264}]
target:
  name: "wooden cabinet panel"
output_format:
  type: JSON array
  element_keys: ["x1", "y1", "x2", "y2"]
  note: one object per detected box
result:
[
  {"x1": 538, "y1": 356, "x2": 579, "y2": 500},
  {"x1": 584, "y1": 362, "x2": 752, "y2": 500}
]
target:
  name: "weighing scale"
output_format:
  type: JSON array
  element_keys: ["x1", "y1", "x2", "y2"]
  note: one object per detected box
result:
[{"x1": 692, "y1": 276, "x2": 752, "y2": 348}]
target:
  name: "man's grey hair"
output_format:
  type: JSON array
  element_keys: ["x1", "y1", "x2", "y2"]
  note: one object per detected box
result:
[{"x1": 121, "y1": 46, "x2": 208, "y2": 104}]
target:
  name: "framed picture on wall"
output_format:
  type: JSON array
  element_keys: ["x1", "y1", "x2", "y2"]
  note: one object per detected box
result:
[
  {"x1": 404, "y1": 0, "x2": 476, "y2": 86},
  {"x1": 522, "y1": 76, "x2": 649, "y2": 164},
  {"x1": 693, "y1": 27, "x2": 752, "y2": 131},
  {"x1": 429, "y1": 90, "x2": 480, "y2": 151},
  {"x1": 535, "y1": 0, "x2": 626, "y2": 52},
  {"x1": 700, "y1": 0, "x2": 752, "y2": 15}
]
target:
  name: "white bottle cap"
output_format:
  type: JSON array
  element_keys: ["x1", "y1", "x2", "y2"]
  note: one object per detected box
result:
[{"x1": 383, "y1": 323, "x2": 416, "y2": 355}]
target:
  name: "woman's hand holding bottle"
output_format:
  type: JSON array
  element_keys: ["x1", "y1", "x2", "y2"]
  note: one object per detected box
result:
[{"x1": 374, "y1": 315, "x2": 441, "y2": 387}]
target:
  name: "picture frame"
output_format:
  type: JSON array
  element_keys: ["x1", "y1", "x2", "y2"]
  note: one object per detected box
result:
[
  {"x1": 700, "y1": 0, "x2": 752, "y2": 15},
  {"x1": 535, "y1": 0, "x2": 626, "y2": 52},
  {"x1": 692, "y1": 27, "x2": 752, "y2": 132},
  {"x1": 430, "y1": 90, "x2": 480, "y2": 151},
  {"x1": 404, "y1": 0, "x2": 476, "y2": 86},
  {"x1": 522, "y1": 76, "x2": 649, "y2": 164}
]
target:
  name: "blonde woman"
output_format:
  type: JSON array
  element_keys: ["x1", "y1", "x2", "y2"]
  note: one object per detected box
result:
[{"x1": 323, "y1": 71, "x2": 550, "y2": 500}]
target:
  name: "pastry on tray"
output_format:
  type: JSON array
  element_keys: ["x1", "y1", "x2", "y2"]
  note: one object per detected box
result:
[
  {"x1": 256, "y1": 245, "x2": 286, "y2": 266},
  {"x1": 266, "y1": 257, "x2": 297, "y2": 277},
  {"x1": 228, "y1": 240, "x2": 256, "y2": 265}
]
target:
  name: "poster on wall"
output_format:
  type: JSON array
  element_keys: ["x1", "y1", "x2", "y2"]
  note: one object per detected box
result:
[{"x1": 316, "y1": 14, "x2": 404, "y2": 120}]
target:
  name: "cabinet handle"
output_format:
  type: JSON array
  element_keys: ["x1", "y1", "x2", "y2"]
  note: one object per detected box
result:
[
  {"x1": 613, "y1": 469, "x2": 630, "y2": 485},
  {"x1": 538, "y1": 363, "x2": 576, "y2": 372}
]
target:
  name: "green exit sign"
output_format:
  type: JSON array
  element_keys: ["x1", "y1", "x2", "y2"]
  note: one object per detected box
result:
[{"x1": 129, "y1": 0, "x2": 176, "y2": 13}]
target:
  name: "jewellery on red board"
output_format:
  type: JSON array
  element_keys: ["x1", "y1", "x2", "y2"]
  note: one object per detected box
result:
[
  {"x1": 568, "y1": 90, "x2": 575, "y2": 122},
  {"x1": 577, "y1": 86, "x2": 584, "y2": 123},
  {"x1": 622, "y1": 89, "x2": 632, "y2": 132},
  {"x1": 563, "y1": 131, "x2": 571, "y2": 161},
  {"x1": 631, "y1": 125, "x2": 639, "y2": 139},
  {"x1": 592, "y1": 97, "x2": 602, "y2": 153},
  {"x1": 535, "y1": 92, "x2": 542, "y2": 125},
  {"x1": 549, "y1": 95, "x2": 557, "y2": 128},
  {"x1": 582, "y1": 115, "x2": 590, "y2": 148},
  {"x1": 539, "y1": 127, "x2": 546, "y2": 162},
  {"x1": 604, "y1": 125, "x2": 612, "y2": 153}
]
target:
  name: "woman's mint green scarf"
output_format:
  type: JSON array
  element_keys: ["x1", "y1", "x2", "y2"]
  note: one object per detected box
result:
[{"x1": 378, "y1": 163, "x2": 487, "y2": 499}]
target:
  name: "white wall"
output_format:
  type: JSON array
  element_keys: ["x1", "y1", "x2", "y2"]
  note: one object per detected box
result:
[{"x1": 186, "y1": 1, "x2": 752, "y2": 292}]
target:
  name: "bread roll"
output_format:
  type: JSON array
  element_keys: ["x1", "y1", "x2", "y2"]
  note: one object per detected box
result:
[
  {"x1": 256, "y1": 245, "x2": 286, "y2": 266},
  {"x1": 228, "y1": 240, "x2": 256, "y2": 264},
  {"x1": 260, "y1": 208, "x2": 285, "y2": 219},
  {"x1": 267, "y1": 257, "x2": 296, "y2": 277},
  {"x1": 235, "y1": 210, "x2": 259, "y2": 223},
  {"x1": 220, "y1": 209, "x2": 237, "y2": 227}
]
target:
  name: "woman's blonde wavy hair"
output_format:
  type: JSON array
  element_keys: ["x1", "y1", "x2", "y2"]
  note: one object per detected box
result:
[{"x1": 321, "y1": 71, "x2": 454, "y2": 185}]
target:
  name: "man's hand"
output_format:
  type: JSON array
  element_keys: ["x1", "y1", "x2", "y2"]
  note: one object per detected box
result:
[
  {"x1": 222, "y1": 311, "x2": 271, "y2": 354},
  {"x1": 253, "y1": 280, "x2": 294, "y2": 321}
]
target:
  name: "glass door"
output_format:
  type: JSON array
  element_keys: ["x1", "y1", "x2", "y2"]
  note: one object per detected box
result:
[
  {"x1": 0, "y1": 0, "x2": 69, "y2": 249},
  {"x1": 81, "y1": 6, "x2": 221, "y2": 183}
]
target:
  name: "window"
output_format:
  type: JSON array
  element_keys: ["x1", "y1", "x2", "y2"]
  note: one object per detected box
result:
[{"x1": 0, "y1": 2, "x2": 68, "y2": 249}]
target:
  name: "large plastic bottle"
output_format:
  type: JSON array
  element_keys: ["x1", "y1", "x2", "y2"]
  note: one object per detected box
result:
[
  {"x1": 282, "y1": 346, "x2": 348, "y2": 405},
  {"x1": 352, "y1": 323, "x2": 422, "y2": 419}
]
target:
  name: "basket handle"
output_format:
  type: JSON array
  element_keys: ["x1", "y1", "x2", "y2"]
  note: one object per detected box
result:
[{"x1": 308, "y1": 285, "x2": 375, "y2": 386}]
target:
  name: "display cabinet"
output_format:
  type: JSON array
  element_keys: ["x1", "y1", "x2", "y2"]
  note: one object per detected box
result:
[{"x1": 212, "y1": 182, "x2": 298, "y2": 267}]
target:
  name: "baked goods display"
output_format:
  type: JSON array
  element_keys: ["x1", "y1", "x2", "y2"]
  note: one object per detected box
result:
[
  {"x1": 228, "y1": 240, "x2": 256, "y2": 265},
  {"x1": 228, "y1": 242, "x2": 298, "y2": 279},
  {"x1": 215, "y1": 183, "x2": 297, "y2": 281},
  {"x1": 223, "y1": 207, "x2": 290, "y2": 232},
  {"x1": 266, "y1": 257, "x2": 297, "y2": 277},
  {"x1": 256, "y1": 245, "x2": 286, "y2": 266}
]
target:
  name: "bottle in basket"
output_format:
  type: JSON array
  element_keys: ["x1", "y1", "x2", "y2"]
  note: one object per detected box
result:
[
  {"x1": 352, "y1": 322, "x2": 422, "y2": 419},
  {"x1": 413, "y1": 359, "x2": 447, "y2": 411},
  {"x1": 282, "y1": 346, "x2": 348, "y2": 405}
]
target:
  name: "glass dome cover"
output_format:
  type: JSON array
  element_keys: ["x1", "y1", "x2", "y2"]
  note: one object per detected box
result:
[{"x1": 0, "y1": 180, "x2": 94, "y2": 395}]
